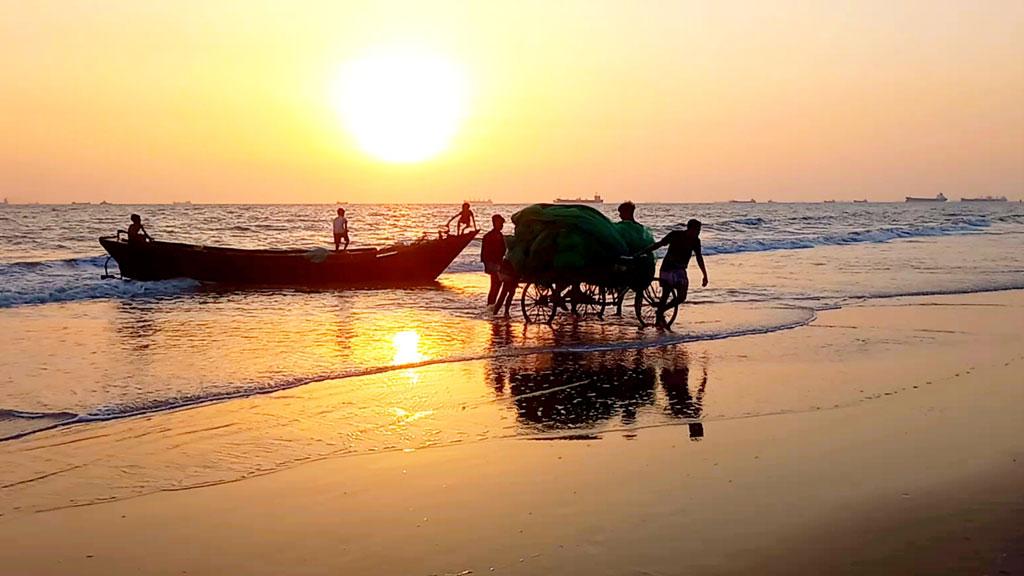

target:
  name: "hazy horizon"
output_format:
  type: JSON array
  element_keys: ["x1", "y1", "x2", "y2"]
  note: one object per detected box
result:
[{"x1": 3, "y1": 0, "x2": 1023, "y2": 204}]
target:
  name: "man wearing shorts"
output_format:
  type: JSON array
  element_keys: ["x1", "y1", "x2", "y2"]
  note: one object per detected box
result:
[
  {"x1": 637, "y1": 219, "x2": 709, "y2": 327},
  {"x1": 333, "y1": 208, "x2": 349, "y2": 251}
]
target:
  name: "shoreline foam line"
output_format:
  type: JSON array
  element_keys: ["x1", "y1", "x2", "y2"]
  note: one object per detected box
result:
[{"x1": 0, "y1": 308, "x2": 818, "y2": 443}]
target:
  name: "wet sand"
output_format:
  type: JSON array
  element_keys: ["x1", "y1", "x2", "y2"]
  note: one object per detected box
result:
[{"x1": 1, "y1": 291, "x2": 1022, "y2": 575}]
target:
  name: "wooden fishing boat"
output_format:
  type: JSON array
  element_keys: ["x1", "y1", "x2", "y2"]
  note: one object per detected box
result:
[{"x1": 99, "y1": 231, "x2": 477, "y2": 286}]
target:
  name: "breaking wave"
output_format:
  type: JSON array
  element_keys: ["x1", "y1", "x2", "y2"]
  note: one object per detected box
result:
[
  {"x1": 0, "y1": 256, "x2": 198, "y2": 308},
  {"x1": 702, "y1": 219, "x2": 992, "y2": 256}
]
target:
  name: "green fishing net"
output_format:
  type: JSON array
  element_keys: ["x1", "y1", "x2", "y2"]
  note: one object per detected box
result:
[{"x1": 508, "y1": 204, "x2": 653, "y2": 287}]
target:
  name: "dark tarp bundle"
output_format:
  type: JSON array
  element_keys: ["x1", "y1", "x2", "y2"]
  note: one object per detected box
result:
[
  {"x1": 614, "y1": 221, "x2": 656, "y2": 285},
  {"x1": 508, "y1": 204, "x2": 653, "y2": 286}
]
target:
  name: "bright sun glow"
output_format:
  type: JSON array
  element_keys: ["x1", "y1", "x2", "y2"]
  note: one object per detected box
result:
[
  {"x1": 333, "y1": 47, "x2": 467, "y2": 163},
  {"x1": 391, "y1": 330, "x2": 426, "y2": 365}
]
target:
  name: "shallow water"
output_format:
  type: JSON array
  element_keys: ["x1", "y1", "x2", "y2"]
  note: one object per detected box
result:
[{"x1": 0, "y1": 201, "x2": 1022, "y2": 440}]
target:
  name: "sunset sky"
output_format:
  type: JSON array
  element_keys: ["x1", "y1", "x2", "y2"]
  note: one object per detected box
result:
[{"x1": 3, "y1": 0, "x2": 1022, "y2": 204}]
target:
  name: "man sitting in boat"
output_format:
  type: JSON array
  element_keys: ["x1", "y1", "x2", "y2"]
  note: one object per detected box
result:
[
  {"x1": 126, "y1": 214, "x2": 152, "y2": 243},
  {"x1": 636, "y1": 219, "x2": 709, "y2": 328},
  {"x1": 333, "y1": 208, "x2": 349, "y2": 251},
  {"x1": 447, "y1": 202, "x2": 477, "y2": 235}
]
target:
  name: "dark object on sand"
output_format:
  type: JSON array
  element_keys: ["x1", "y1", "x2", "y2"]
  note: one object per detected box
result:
[{"x1": 99, "y1": 231, "x2": 477, "y2": 285}]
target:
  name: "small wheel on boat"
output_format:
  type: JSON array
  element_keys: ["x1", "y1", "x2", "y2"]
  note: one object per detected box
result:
[
  {"x1": 570, "y1": 282, "x2": 607, "y2": 319},
  {"x1": 634, "y1": 281, "x2": 679, "y2": 328},
  {"x1": 521, "y1": 283, "x2": 558, "y2": 324}
]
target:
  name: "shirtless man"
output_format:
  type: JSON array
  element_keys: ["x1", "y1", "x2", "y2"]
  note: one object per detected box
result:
[
  {"x1": 636, "y1": 219, "x2": 708, "y2": 327},
  {"x1": 447, "y1": 202, "x2": 477, "y2": 235},
  {"x1": 126, "y1": 214, "x2": 152, "y2": 243},
  {"x1": 333, "y1": 208, "x2": 349, "y2": 251}
]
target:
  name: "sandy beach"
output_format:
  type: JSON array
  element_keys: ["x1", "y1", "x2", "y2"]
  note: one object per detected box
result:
[
  {"x1": 1, "y1": 290, "x2": 1021, "y2": 575},
  {"x1": 5, "y1": 1, "x2": 1024, "y2": 573}
]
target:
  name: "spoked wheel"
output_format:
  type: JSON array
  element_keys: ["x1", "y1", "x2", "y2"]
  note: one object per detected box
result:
[
  {"x1": 611, "y1": 287, "x2": 631, "y2": 317},
  {"x1": 521, "y1": 283, "x2": 558, "y2": 324},
  {"x1": 569, "y1": 282, "x2": 607, "y2": 319},
  {"x1": 634, "y1": 281, "x2": 680, "y2": 328}
]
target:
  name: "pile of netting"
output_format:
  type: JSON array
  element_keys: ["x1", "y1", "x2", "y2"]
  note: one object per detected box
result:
[{"x1": 507, "y1": 204, "x2": 655, "y2": 286}]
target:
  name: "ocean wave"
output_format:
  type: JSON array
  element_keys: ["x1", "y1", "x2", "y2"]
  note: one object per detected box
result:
[
  {"x1": 0, "y1": 256, "x2": 199, "y2": 308},
  {"x1": 0, "y1": 409, "x2": 79, "y2": 442},
  {"x1": 703, "y1": 219, "x2": 991, "y2": 256},
  {"x1": 717, "y1": 217, "x2": 766, "y2": 226}
]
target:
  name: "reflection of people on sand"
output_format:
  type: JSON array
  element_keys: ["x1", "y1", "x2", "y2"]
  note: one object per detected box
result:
[
  {"x1": 508, "y1": 351, "x2": 656, "y2": 429},
  {"x1": 496, "y1": 348, "x2": 708, "y2": 435},
  {"x1": 660, "y1": 353, "x2": 709, "y2": 440}
]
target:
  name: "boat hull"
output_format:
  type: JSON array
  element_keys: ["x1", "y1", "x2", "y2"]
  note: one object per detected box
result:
[{"x1": 99, "y1": 232, "x2": 477, "y2": 286}]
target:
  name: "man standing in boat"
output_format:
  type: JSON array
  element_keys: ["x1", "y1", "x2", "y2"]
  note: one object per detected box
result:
[
  {"x1": 333, "y1": 208, "x2": 349, "y2": 251},
  {"x1": 447, "y1": 202, "x2": 477, "y2": 235},
  {"x1": 481, "y1": 214, "x2": 507, "y2": 308}
]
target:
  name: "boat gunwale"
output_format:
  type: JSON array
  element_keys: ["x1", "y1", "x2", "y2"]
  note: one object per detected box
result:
[{"x1": 98, "y1": 233, "x2": 476, "y2": 258}]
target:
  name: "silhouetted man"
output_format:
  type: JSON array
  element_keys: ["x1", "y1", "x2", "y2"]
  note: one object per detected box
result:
[
  {"x1": 333, "y1": 208, "x2": 349, "y2": 251},
  {"x1": 481, "y1": 214, "x2": 507, "y2": 307},
  {"x1": 618, "y1": 201, "x2": 636, "y2": 223},
  {"x1": 637, "y1": 219, "x2": 708, "y2": 328},
  {"x1": 126, "y1": 214, "x2": 152, "y2": 243},
  {"x1": 447, "y1": 202, "x2": 477, "y2": 235}
]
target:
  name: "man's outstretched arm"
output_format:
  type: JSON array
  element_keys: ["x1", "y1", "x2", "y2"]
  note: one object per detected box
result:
[
  {"x1": 696, "y1": 248, "x2": 708, "y2": 286},
  {"x1": 635, "y1": 235, "x2": 670, "y2": 256}
]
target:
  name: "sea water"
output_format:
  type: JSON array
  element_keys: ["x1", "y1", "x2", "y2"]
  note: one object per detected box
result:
[
  {"x1": 1, "y1": 201, "x2": 1023, "y2": 511},
  {"x1": 1, "y1": 202, "x2": 1022, "y2": 432}
]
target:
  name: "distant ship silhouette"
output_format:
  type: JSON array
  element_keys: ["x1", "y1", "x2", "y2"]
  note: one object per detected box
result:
[
  {"x1": 553, "y1": 194, "x2": 603, "y2": 204},
  {"x1": 905, "y1": 193, "x2": 947, "y2": 203},
  {"x1": 960, "y1": 195, "x2": 1007, "y2": 202}
]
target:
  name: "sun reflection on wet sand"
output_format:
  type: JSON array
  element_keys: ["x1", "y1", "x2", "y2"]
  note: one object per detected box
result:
[
  {"x1": 391, "y1": 330, "x2": 427, "y2": 365},
  {"x1": 4, "y1": 293, "x2": 1013, "y2": 515}
]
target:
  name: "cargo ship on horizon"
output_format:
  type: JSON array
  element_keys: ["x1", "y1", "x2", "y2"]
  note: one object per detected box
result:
[
  {"x1": 553, "y1": 194, "x2": 603, "y2": 204},
  {"x1": 960, "y1": 195, "x2": 1007, "y2": 202},
  {"x1": 905, "y1": 193, "x2": 947, "y2": 203}
]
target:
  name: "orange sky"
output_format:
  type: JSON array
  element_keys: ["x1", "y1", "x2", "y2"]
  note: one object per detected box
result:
[{"x1": 2, "y1": 1, "x2": 1022, "y2": 203}]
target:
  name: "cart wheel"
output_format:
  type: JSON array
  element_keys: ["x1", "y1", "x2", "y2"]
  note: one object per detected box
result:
[
  {"x1": 521, "y1": 283, "x2": 558, "y2": 324},
  {"x1": 634, "y1": 281, "x2": 679, "y2": 328},
  {"x1": 570, "y1": 282, "x2": 606, "y2": 319}
]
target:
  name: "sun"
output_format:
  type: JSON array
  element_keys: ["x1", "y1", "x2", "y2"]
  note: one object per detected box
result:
[{"x1": 333, "y1": 47, "x2": 467, "y2": 163}]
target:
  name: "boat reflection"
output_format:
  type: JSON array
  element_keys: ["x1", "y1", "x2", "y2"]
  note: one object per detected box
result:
[{"x1": 488, "y1": 346, "x2": 709, "y2": 440}]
